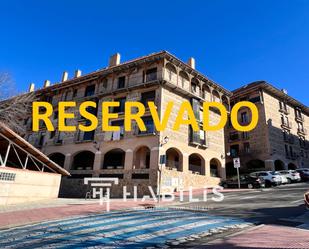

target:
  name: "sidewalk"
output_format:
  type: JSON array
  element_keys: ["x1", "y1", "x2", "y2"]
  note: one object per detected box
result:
[
  {"x1": 0, "y1": 187, "x2": 252, "y2": 229},
  {"x1": 0, "y1": 199, "x2": 162, "y2": 229},
  {"x1": 201, "y1": 224, "x2": 309, "y2": 248}
]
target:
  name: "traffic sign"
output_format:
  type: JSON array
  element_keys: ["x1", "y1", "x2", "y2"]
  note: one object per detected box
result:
[{"x1": 233, "y1": 157, "x2": 241, "y2": 168}]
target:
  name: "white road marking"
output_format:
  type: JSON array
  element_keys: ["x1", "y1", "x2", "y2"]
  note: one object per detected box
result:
[{"x1": 291, "y1": 199, "x2": 305, "y2": 204}]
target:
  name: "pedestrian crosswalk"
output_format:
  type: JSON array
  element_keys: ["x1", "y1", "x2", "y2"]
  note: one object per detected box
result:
[{"x1": 0, "y1": 207, "x2": 247, "y2": 248}]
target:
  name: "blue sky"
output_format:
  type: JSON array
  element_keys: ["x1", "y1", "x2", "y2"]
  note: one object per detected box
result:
[{"x1": 0, "y1": 0, "x2": 308, "y2": 105}]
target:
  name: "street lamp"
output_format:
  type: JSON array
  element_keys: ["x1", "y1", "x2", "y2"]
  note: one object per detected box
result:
[{"x1": 158, "y1": 136, "x2": 169, "y2": 203}]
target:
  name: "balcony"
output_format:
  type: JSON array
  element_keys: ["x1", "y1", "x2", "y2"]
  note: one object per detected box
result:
[
  {"x1": 145, "y1": 72, "x2": 157, "y2": 82},
  {"x1": 295, "y1": 114, "x2": 305, "y2": 122},
  {"x1": 53, "y1": 136, "x2": 63, "y2": 145},
  {"x1": 279, "y1": 107, "x2": 290, "y2": 115},
  {"x1": 286, "y1": 152, "x2": 298, "y2": 160},
  {"x1": 298, "y1": 127, "x2": 308, "y2": 135},
  {"x1": 281, "y1": 121, "x2": 292, "y2": 129},
  {"x1": 229, "y1": 133, "x2": 240, "y2": 143}
]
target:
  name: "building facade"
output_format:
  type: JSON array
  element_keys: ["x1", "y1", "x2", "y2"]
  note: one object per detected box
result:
[
  {"x1": 225, "y1": 81, "x2": 309, "y2": 177},
  {"x1": 23, "y1": 51, "x2": 231, "y2": 197}
]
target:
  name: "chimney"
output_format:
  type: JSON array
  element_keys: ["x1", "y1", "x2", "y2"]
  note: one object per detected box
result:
[
  {"x1": 28, "y1": 83, "x2": 35, "y2": 92},
  {"x1": 43, "y1": 80, "x2": 50, "y2": 88},
  {"x1": 61, "y1": 71, "x2": 68, "y2": 82},
  {"x1": 74, "y1": 69, "x2": 82, "y2": 78},
  {"x1": 187, "y1": 57, "x2": 195, "y2": 69},
  {"x1": 108, "y1": 53, "x2": 121, "y2": 67}
]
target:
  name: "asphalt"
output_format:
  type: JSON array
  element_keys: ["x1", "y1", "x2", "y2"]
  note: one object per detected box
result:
[
  {"x1": 0, "y1": 182, "x2": 308, "y2": 248},
  {"x1": 180, "y1": 182, "x2": 309, "y2": 226}
]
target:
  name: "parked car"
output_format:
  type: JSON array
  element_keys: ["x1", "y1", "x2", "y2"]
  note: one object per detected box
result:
[
  {"x1": 279, "y1": 170, "x2": 301, "y2": 183},
  {"x1": 250, "y1": 171, "x2": 282, "y2": 187},
  {"x1": 277, "y1": 172, "x2": 289, "y2": 184},
  {"x1": 305, "y1": 191, "x2": 309, "y2": 209},
  {"x1": 221, "y1": 174, "x2": 265, "y2": 189},
  {"x1": 296, "y1": 168, "x2": 309, "y2": 181}
]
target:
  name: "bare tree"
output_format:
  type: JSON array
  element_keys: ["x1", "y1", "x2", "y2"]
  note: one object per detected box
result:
[{"x1": 0, "y1": 72, "x2": 36, "y2": 133}]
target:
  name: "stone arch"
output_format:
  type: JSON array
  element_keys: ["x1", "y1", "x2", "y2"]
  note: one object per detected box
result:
[
  {"x1": 222, "y1": 95, "x2": 229, "y2": 111},
  {"x1": 133, "y1": 146, "x2": 151, "y2": 169},
  {"x1": 212, "y1": 90, "x2": 220, "y2": 102},
  {"x1": 166, "y1": 147, "x2": 183, "y2": 171},
  {"x1": 210, "y1": 158, "x2": 222, "y2": 177},
  {"x1": 274, "y1": 159, "x2": 285, "y2": 171},
  {"x1": 191, "y1": 78, "x2": 200, "y2": 94},
  {"x1": 189, "y1": 153, "x2": 205, "y2": 175},
  {"x1": 71, "y1": 151, "x2": 95, "y2": 170},
  {"x1": 48, "y1": 152, "x2": 65, "y2": 167},
  {"x1": 202, "y1": 84, "x2": 211, "y2": 101},
  {"x1": 103, "y1": 148, "x2": 126, "y2": 169},
  {"x1": 165, "y1": 63, "x2": 177, "y2": 82},
  {"x1": 246, "y1": 159, "x2": 265, "y2": 172},
  {"x1": 179, "y1": 71, "x2": 190, "y2": 89},
  {"x1": 288, "y1": 162, "x2": 297, "y2": 170}
]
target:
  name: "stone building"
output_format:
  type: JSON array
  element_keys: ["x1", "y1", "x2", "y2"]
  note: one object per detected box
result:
[
  {"x1": 24, "y1": 51, "x2": 231, "y2": 197},
  {"x1": 225, "y1": 81, "x2": 309, "y2": 177}
]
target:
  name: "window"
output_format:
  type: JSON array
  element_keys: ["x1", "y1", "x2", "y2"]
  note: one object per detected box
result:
[
  {"x1": 111, "y1": 120, "x2": 124, "y2": 138},
  {"x1": 141, "y1": 91, "x2": 156, "y2": 107},
  {"x1": 83, "y1": 130, "x2": 95, "y2": 141},
  {"x1": 138, "y1": 116, "x2": 154, "y2": 135},
  {"x1": 85, "y1": 85, "x2": 95, "y2": 97},
  {"x1": 285, "y1": 144, "x2": 289, "y2": 157},
  {"x1": 145, "y1": 68, "x2": 157, "y2": 82},
  {"x1": 53, "y1": 111, "x2": 58, "y2": 120},
  {"x1": 73, "y1": 89, "x2": 78, "y2": 98},
  {"x1": 117, "y1": 76, "x2": 125, "y2": 89},
  {"x1": 191, "y1": 84, "x2": 197, "y2": 93},
  {"x1": 50, "y1": 130, "x2": 56, "y2": 139},
  {"x1": 102, "y1": 78, "x2": 108, "y2": 90},
  {"x1": 242, "y1": 132, "x2": 249, "y2": 140},
  {"x1": 230, "y1": 144, "x2": 239, "y2": 157},
  {"x1": 244, "y1": 142, "x2": 250, "y2": 153},
  {"x1": 300, "y1": 150, "x2": 304, "y2": 157},
  {"x1": 229, "y1": 132, "x2": 239, "y2": 141},
  {"x1": 38, "y1": 132, "x2": 45, "y2": 147},
  {"x1": 241, "y1": 112, "x2": 248, "y2": 124},
  {"x1": 112, "y1": 97, "x2": 126, "y2": 113},
  {"x1": 249, "y1": 96, "x2": 261, "y2": 103},
  {"x1": 289, "y1": 145, "x2": 293, "y2": 157},
  {"x1": 299, "y1": 136, "x2": 306, "y2": 148},
  {"x1": 63, "y1": 91, "x2": 69, "y2": 101}
]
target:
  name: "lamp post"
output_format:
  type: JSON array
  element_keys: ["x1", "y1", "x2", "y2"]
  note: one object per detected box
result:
[{"x1": 158, "y1": 136, "x2": 169, "y2": 203}]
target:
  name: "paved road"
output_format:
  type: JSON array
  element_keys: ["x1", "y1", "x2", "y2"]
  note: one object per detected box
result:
[
  {"x1": 0, "y1": 208, "x2": 248, "y2": 249},
  {"x1": 179, "y1": 182, "x2": 309, "y2": 226},
  {"x1": 0, "y1": 183, "x2": 307, "y2": 248}
]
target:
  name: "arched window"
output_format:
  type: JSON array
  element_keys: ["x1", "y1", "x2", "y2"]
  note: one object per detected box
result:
[
  {"x1": 134, "y1": 146, "x2": 151, "y2": 169},
  {"x1": 166, "y1": 148, "x2": 183, "y2": 171},
  {"x1": 202, "y1": 85, "x2": 211, "y2": 101},
  {"x1": 48, "y1": 153, "x2": 66, "y2": 167},
  {"x1": 103, "y1": 149, "x2": 126, "y2": 169},
  {"x1": 210, "y1": 158, "x2": 222, "y2": 177},
  {"x1": 179, "y1": 71, "x2": 189, "y2": 89},
  {"x1": 274, "y1": 160, "x2": 285, "y2": 171},
  {"x1": 212, "y1": 90, "x2": 220, "y2": 102},
  {"x1": 165, "y1": 63, "x2": 177, "y2": 83},
  {"x1": 191, "y1": 78, "x2": 200, "y2": 95},
  {"x1": 189, "y1": 153, "x2": 205, "y2": 175},
  {"x1": 71, "y1": 151, "x2": 95, "y2": 170}
]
